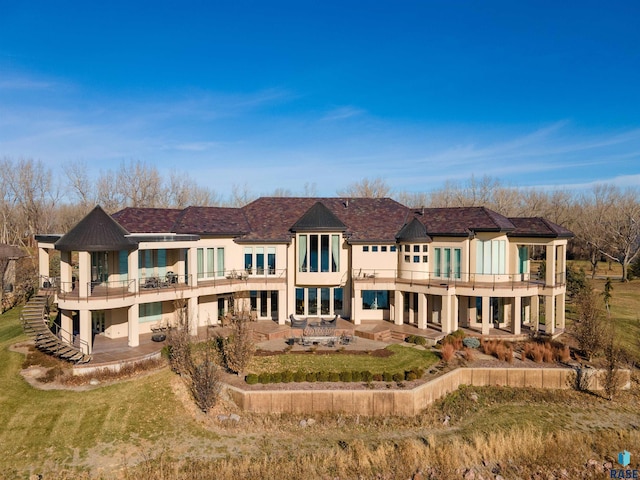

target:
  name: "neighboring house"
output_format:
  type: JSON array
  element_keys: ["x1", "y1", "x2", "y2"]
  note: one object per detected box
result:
[
  {"x1": 0, "y1": 244, "x2": 27, "y2": 312},
  {"x1": 35, "y1": 198, "x2": 573, "y2": 354}
]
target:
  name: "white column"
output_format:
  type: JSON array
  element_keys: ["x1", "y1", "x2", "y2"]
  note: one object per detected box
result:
[
  {"x1": 60, "y1": 251, "x2": 73, "y2": 293},
  {"x1": 128, "y1": 304, "x2": 139, "y2": 347},
  {"x1": 394, "y1": 290, "x2": 404, "y2": 325},
  {"x1": 532, "y1": 296, "x2": 540, "y2": 331},
  {"x1": 278, "y1": 288, "x2": 287, "y2": 325},
  {"x1": 60, "y1": 309, "x2": 73, "y2": 343},
  {"x1": 78, "y1": 251, "x2": 91, "y2": 298},
  {"x1": 188, "y1": 296, "x2": 198, "y2": 336},
  {"x1": 441, "y1": 294, "x2": 451, "y2": 334},
  {"x1": 128, "y1": 249, "x2": 139, "y2": 293},
  {"x1": 557, "y1": 293, "x2": 565, "y2": 330},
  {"x1": 451, "y1": 295, "x2": 459, "y2": 332},
  {"x1": 188, "y1": 247, "x2": 198, "y2": 287},
  {"x1": 38, "y1": 248, "x2": 49, "y2": 284},
  {"x1": 481, "y1": 296, "x2": 491, "y2": 335},
  {"x1": 512, "y1": 296, "x2": 522, "y2": 335},
  {"x1": 545, "y1": 244, "x2": 556, "y2": 287},
  {"x1": 417, "y1": 293, "x2": 427, "y2": 330},
  {"x1": 545, "y1": 295, "x2": 556, "y2": 334},
  {"x1": 79, "y1": 309, "x2": 92, "y2": 354}
]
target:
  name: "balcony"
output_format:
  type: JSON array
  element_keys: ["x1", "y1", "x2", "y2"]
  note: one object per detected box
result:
[{"x1": 351, "y1": 269, "x2": 563, "y2": 291}]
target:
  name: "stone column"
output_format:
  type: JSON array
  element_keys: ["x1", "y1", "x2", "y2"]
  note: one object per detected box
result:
[
  {"x1": 451, "y1": 295, "x2": 459, "y2": 332},
  {"x1": 278, "y1": 288, "x2": 287, "y2": 325},
  {"x1": 188, "y1": 247, "x2": 198, "y2": 287},
  {"x1": 79, "y1": 309, "x2": 92, "y2": 354},
  {"x1": 394, "y1": 290, "x2": 404, "y2": 325},
  {"x1": 128, "y1": 304, "x2": 139, "y2": 347},
  {"x1": 512, "y1": 296, "x2": 522, "y2": 335},
  {"x1": 481, "y1": 296, "x2": 490, "y2": 335}
]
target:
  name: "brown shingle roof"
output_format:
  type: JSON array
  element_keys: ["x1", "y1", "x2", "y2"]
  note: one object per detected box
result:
[
  {"x1": 240, "y1": 197, "x2": 410, "y2": 243},
  {"x1": 112, "y1": 208, "x2": 183, "y2": 233},
  {"x1": 173, "y1": 206, "x2": 250, "y2": 235},
  {"x1": 56, "y1": 206, "x2": 135, "y2": 252},
  {"x1": 508, "y1": 217, "x2": 574, "y2": 238},
  {"x1": 417, "y1": 206, "x2": 515, "y2": 236}
]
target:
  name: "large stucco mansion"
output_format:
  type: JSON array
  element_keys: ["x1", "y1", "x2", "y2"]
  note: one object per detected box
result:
[{"x1": 35, "y1": 197, "x2": 572, "y2": 354}]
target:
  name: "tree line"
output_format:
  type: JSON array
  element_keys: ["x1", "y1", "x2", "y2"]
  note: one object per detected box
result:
[{"x1": 1, "y1": 157, "x2": 639, "y2": 281}]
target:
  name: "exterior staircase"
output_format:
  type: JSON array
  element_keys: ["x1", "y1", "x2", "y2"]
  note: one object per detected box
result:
[{"x1": 21, "y1": 295, "x2": 92, "y2": 364}]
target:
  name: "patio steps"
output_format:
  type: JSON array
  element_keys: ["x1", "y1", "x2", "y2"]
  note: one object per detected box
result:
[{"x1": 21, "y1": 295, "x2": 92, "y2": 364}]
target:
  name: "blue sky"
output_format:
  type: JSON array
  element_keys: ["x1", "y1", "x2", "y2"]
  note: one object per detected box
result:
[{"x1": 1, "y1": 1, "x2": 639, "y2": 198}]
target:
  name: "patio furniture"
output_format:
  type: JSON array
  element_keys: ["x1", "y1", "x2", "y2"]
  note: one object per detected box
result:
[{"x1": 289, "y1": 314, "x2": 307, "y2": 329}]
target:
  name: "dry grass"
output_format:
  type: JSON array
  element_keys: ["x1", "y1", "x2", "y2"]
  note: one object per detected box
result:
[{"x1": 441, "y1": 343, "x2": 455, "y2": 363}]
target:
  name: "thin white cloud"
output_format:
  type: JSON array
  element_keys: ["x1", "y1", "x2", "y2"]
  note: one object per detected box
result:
[{"x1": 321, "y1": 106, "x2": 366, "y2": 121}]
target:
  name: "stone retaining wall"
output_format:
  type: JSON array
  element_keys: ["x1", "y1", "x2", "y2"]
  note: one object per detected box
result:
[{"x1": 226, "y1": 367, "x2": 631, "y2": 416}]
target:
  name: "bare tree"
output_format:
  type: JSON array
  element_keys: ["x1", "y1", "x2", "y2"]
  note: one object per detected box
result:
[
  {"x1": 166, "y1": 171, "x2": 220, "y2": 208},
  {"x1": 573, "y1": 285, "x2": 606, "y2": 361},
  {"x1": 65, "y1": 161, "x2": 96, "y2": 208},
  {"x1": 222, "y1": 300, "x2": 255, "y2": 375},
  {"x1": 227, "y1": 183, "x2": 257, "y2": 207},
  {"x1": 600, "y1": 188, "x2": 640, "y2": 281},
  {"x1": 337, "y1": 177, "x2": 391, "y2": 198}
]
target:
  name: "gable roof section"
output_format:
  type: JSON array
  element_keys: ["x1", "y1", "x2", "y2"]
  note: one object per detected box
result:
[
  {"x1": 290, "y1": 202, "x2": 347, "y2": 232},
  {"x1": 112, "y1": 208, "x2": 183, "y2": 233},
  {"x1": 56, "y1": 206, "x2": 135, "y2": 252},
  {"x1": 508, "y1": 217, "x2": 574, "y2": 238},
  {"x1": 173, "y1": 206, "x2": 250, "y2": 235},
  {"x1": 418, "y1": 207, "x2": 515, "y2": 236},
  {"x1": 395, "y1": 218, "x2": 432, "y2": 242},
  {"x1": 239, "y1": 197, "x2": 410, "y2": 243}
]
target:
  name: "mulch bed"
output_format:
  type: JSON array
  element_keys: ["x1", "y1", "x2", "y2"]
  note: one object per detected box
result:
[{"x1": 254, "y1": 348, "x2": 394, "y2": 358}]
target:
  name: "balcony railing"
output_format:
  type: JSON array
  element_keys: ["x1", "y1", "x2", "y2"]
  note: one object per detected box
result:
[
  {"x1": 197, "y1": 268, "x2": 287, "y2": 285},
  {"x1": 352, "y1": 268, "x2": 565, "y2": 290}
]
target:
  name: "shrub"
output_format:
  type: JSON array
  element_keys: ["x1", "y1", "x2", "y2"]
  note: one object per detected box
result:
[
  {"x1": 281, "y1": 370, "x2": 293, "y2": 383},
  {"x1": 351, "y1": 371, "x2": 362, "y2": 382},
  {"x1": 462, "y1": 337, "x2": 480, "y2": 349},
  {"x1": 245, "y1": 373, "x2": 258, "y2": 384},
  {"x1": 306, "y1": 372, "x2": 317, "y2": 382},
  {"x1": 441, "y1": 343, "x2": 456, "y2": 363},
  {"x1": 329, "y1": 372, "x2": 341, "y2": 382},
  {"x1": 542, "y1": 344, "x2": 554, "y2": 363},
  {"x1": 443, "y1": 334, "x2": 463, "y2": 350},
  {"x1": 293, "y1": 370, "x2": 307, "y2": 382},
  {"x1": 555, "y1": 345, "x2": 571, "y2": 363},
  {"x1": 415, "y1": 336, "x2": 427, "y2": 346},
  {"x1": 462, "y1": 347, "x2": 475, "y2": 362},
  {"x1": 411, "y1": 367, "x2": 424, "y2": 379},
  {"x1": 258, "y1": 372, "x2": 271, "y2": 384},
  {"x1": 405, "y1": 371, "x2": 417, "y2": 381},
  {"x1": 392, "y1": 372, "x2": 404, "y2": 382},
  {"x1": 361, "y1": 371, "x2": 373, "y2": 382},
  {"x1": 317, "y1": 371, "x2": 330, "y2": 382},
  {"x1": 372, "y1": 373, "x2": 383, "y2": 382},
  {"x1": 340, "y1": 371, "x2": 353, "y2": 382},
  {"x1": 271, "y1": 372, "x2": 282, "y2": 383},
  {"x1": 481, "y1": 339, "x2": 497, "y2": 356},
  {"x1": 406, "y1": 335, "x2": 416, "y2": 344},
  {"x1": 383, "y1": 372, "x2": 393, "y2": 382}
]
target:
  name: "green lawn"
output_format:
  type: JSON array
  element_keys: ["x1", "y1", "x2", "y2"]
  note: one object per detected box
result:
[{"x1": 248, "y1": 344, "x2": 439, "y2": 375}]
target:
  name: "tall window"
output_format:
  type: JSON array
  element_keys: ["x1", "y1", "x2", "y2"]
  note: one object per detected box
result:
[
  {"x1": 476, "y1": 240, "x2": 506, "y2": 274},
  {"x1": 299, "y1": 234, "x2": 340, "y2": 273},
  {"x1": 268, "y1": 247, "x2": 276, "y2": 274},
  {"x1": 295, "y1": 287, "x2": 343, "y2": 315},
  {"x1": 518, "y1": 245, "x2": 529, "y2": 274},
  {"x1": 139, "y1": 302, "x2": 162, "y2": 322},
  {"x1": 197, "y1": 247, "x2": 226, "y2": 279},
  {"x1": 434, "y1": 247, "x2": 461, "y2": 278}
]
